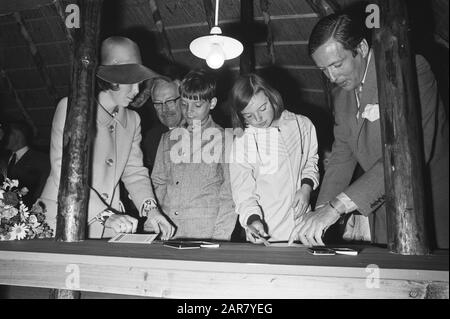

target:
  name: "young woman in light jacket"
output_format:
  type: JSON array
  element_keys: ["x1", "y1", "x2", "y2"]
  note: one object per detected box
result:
[
  {"x1": 39, "y1": 37, "x2": 174, "y2": 239},
  {"x1": 228, "y1": 74, "x2": 319, "y2": 242}
]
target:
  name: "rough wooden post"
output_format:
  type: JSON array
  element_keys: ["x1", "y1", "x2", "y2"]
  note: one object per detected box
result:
[
  {"x1": 55, "y1": 0, "x2": 102, "y2": 243},
  {"x1": 373, "y1": 0, "x2": 430, "y2": 255},
  {"x1": 240, "y1": 0, "x2": 255, "y2": 74},
  {"x1": 50, "y1": 0, "x2": 102, "y2": 299}
]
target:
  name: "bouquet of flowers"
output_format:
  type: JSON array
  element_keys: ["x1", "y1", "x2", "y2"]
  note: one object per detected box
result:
[{"x1": 0, "y1": 178, "x2": 53, "y2": 241}]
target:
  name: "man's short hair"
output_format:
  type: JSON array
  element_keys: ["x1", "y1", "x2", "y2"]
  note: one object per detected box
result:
[
  {"x1": 179, "y1": 69, "x2": 216, "y2": 101},
  {"x1": 150, "y1": 77, "x2": 175, "y2": 97},
  {"x1": 308, "y1": 13, "x2": 371, "y2": 57}
]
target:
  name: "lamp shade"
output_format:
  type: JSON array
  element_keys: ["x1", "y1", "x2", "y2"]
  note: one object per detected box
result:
[{"x1": 189, "y1": 27, "x2": 243, "y2": 67}]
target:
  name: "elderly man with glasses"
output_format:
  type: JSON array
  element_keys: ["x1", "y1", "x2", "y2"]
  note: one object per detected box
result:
[{"x1": 142, "y1": 78, "x2": 184, "y2": 172}]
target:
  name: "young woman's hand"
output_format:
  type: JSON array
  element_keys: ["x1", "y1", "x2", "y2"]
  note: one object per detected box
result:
[
  {"x1": 292, "y1": 185, "x2": 312, "y2": 220},
  {"x1": 105, "y1": 213, "x2": 138, "y2": 234},
  {"x1": 246, "y1": 219, "x2": 270, "y2": 244}
]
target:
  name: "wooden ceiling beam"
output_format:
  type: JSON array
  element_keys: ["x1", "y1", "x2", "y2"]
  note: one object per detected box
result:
[
  {"x1": 13, "y1": 11, "x2": 59, "y2": 103},
  {"x1": 171, "y1": 41, "x2": 309, "y2": 53},
  {"x1": 0, "y1": 0, "x2": 55, "y2": 15},
  {"x1": 164, "y1": 13, "x2": 318, "y2": 30},
  {"x1": 0, "y1": 68, "x2": 38, "y2": 137},
  {"x1": 230, "y1": 64, "x2": 318, "y2": 71},
  {"x1": 129, "y1": 0, "x2": 175, "y2": 109}
]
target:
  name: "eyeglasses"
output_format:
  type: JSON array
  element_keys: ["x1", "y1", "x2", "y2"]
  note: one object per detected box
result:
[{"x1": 153, "y1": 96, "x2": 180, "y2": 109}]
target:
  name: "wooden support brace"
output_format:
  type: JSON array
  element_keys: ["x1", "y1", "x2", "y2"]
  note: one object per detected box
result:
[
  {"x1": 13, "y1": 11, "x2": 59, "y2": 104},
  {"x1": 0, "y1": 69, "x2": 38, "y2": 137},
  {"x1": 305, "y1": 0, "x2": 339, "y2": 111},
  {"x1": 202, "y1": 0, "x2": 215, "y2": 30},
  {"x1": 240, "y1": 0, "x2": 255, "y2": 74},
  {"x1": 148, "y1": 0, "x2": 174, "y2": 62},
  {"x1": 54, "y1": 0, "x2": 75, "y2": 55},
  {"x1": 305, "y1": 0, "x2": 340, "y2": 17},
  {"x1": 260, "y1": 0, "x2": 275, "y2": 64}
]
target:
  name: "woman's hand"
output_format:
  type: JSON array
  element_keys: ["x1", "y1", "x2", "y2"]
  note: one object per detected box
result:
[
  {"x1": 104, "y1": 213, "x2": 138, "y2": 234},
  {"x1": 292, "y1": 185, "x2": 312, "y2": 220},
  {"x1": 245, "y1": 219, "x2": 270, "y2": 244}
]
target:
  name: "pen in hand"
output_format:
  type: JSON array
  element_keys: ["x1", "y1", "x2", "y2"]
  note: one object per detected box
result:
[{"x1": 247, "y1": 225, "x2": 271, "y2": 247}]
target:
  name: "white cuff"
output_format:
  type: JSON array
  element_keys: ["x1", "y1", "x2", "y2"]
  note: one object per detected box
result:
[{"x1": 336, "y1": 192, "x2": 358, "y2": 213}]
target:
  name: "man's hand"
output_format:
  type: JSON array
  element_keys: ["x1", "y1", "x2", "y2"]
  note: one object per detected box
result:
[
  {"x1": 144, "y1": 210, "x2": 175, "y2": 240},
  {"x1": 105, "y1": 213, "x2": 138, "y2": 234},
  {"x1": 246, "y1": 219, "x2": 270, "y2": 244},
  {"x1": 288, "y1": 204, "x2": 341, "y2": 246},
  {"x1": 292, "y1": 185, "x2": 312, "y2": 220}
]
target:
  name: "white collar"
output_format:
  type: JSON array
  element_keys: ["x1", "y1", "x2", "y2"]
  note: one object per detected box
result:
[
  {"x1": 11, "y1": 145, "x2": 29, "y2": 163},
  {"x1": 355, "y1": 50, "x2": 373, "y2": 110}
]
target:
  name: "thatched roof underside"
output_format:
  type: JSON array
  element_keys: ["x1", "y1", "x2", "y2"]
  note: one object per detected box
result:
[{"x1": 0, "y1": 0, "x2": 448, "y2": 149}]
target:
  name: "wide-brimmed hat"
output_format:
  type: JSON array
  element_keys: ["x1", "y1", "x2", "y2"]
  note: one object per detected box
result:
[{"x1": 96, "y1": 36, "x2": 160, "y2": 84}]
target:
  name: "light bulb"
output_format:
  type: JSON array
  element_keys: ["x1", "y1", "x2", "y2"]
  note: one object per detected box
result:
[{"x1": 206, "y1": 43, "x2": 225, "y2": 69}]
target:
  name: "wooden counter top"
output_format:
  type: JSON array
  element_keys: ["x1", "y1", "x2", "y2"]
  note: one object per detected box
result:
[{"x1": 0, "y1": 240, "x2": 448, "y2": 298}]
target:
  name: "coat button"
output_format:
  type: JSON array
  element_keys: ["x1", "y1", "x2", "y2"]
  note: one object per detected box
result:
[
  {"x1": 174, "y1": 211, "x2": 179, "y2": 216},
  {"x1": 175, "y1": 181, "x2": 179, "y2": 185},
  {"x1": 101, "y1": 193, "x2": 109, "y2": 199},
  {"x1": 109, "y1": 125, "x2": 115, "y2": 132},
  {"x1": 106, "y1": 158, "x2": 114, "y2": 166}
]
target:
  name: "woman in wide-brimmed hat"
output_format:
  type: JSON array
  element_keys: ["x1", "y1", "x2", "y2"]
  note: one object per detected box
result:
[{"x1": 40, "y1": 36, "x2": 175, "y2": 239}]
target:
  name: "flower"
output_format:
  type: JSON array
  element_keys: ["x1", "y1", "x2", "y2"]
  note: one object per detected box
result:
[
  {"x1": 28, "y1": 214, "x2": 40, "y2": 228},
  {"x1": 3, "y1": 191, "x2": 19, "y2": 207},
  {"x1": 361, "y1": 103, "x2": 380, "y2": 122},
  {"x1": 0, "y1": 206, "x2": 18, "y2": 219},
  {"x1": 10, "y1": 223, "x2": 29, "y2": 240},
  {"x1": 0, "y1": 179, "x2": 53, "y2": 241},
  {"x1": 19, "y1": 187, "x2": 29, "y2": 196}
]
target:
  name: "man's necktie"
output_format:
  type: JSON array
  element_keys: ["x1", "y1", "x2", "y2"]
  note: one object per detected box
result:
[{"x1": 7, "y1": 152, "x2": 17, "y2": 177}]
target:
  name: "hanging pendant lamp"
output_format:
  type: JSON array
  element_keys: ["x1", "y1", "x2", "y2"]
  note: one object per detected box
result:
[{"x1": 189, "y1": 0, "x2": 243, "y2": 69}]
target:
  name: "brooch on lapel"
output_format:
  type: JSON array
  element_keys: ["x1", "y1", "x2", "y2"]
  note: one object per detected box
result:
[{"x1": 360, "y1": 103, "x2": 379, "y2": 122}]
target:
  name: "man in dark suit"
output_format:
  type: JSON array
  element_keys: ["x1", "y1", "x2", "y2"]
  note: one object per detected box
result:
[
  {"x1": 1, "y1": 121, "x2": 50, "y2": 207},
  {"x1": 289, "y1": 13, "x2": 449, "y2": 249}
]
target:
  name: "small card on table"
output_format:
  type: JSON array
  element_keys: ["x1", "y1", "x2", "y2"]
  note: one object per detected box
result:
[{"x1": 108, "y1": 233, "x2": 158, "y2": 244}]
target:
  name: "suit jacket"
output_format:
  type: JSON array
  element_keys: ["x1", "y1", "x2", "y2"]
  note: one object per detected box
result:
[
  {"x1": 317, "y1": 53, "x2": 449, "y2": 248},
  {"x1": 40, "y1": 97, "x2": 155, "y2": 238},
  {"x1": 1, "y1": 148, "x2": 50, "y2": 207},
  {"x1": 142, "y1": 121, "x2": 169, "y2": 173}
]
